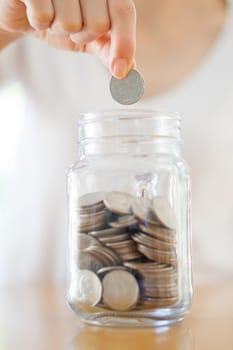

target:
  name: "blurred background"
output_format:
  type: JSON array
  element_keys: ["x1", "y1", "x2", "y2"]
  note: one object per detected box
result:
[{"x1": 0, "y1": 83, "x2": 26, "y2": 218}]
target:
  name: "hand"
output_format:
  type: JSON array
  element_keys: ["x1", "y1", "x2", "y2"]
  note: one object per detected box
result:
[{"x1": 0, "y1": 0, "x2": 136, "y2": 78}]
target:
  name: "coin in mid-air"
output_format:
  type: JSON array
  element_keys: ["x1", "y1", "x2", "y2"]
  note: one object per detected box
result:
[{"x1": 110, "y1": 69, "x2": 144, "y2": 105}]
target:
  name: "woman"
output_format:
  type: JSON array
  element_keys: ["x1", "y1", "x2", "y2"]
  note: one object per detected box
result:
[{"x1": 0, "y1": 0, "x2": 231, "y2": 285}]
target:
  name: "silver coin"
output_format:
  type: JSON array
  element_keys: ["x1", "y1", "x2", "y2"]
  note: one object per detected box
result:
[
  {"x1": 140, "y1": 296, "x2": 179, "y2": 308},
  {"x1": 79, "y1": 192, "x2": 105, "y2": 209},
  {"x1": 118, "y1": 252, "x2": 142, "y2": 261},
  {"x1": 144, "y1": 291, "x2": 178, "y2": 299},
  {"x1": 104, "y1": 191, "x2": 133, "y2": 215},
  {"x1": 73, "y1": 212, "x2": 104, "y2": 227},
  {"x1": 76, "y1": 221, "x2": 107, "y2": 233},
  {"x1": 142, "y1": 280, "x2": 178, "y2": 291},
  {"x1": 86, "y1": 245, "x2": 121, "y2": 265},
  {"x1": 139, "y1": 223, "x2": 176, "y2": 243},
  {"x1": 105, "y1": 239, "x2": 134, "y2": 249},
  {"x1": 98, "y1": 232, "x2": 131, "y2": 244},
  {"x1": 140, "y1": 275, "x2": 177, "y2": 285},
  {"x1": 124, "y1": 261, "x2": 162, "y2": 268},
  {"x1": 124, "y1": 261, "x2": 173, "y2": 271},
  {"x1": 78, "y1": 210, "x2": 107, "y2": 226},
  {"x1": 74, "y1": 233, "x2": 101, "y2": 250},
  {"x1": 76, "y1": 210, "x2": 108, "y2": 233},
  {"x1": 100, "y1": 246, "x2": 122, "y2": 264},
  {"x1": 138, "y1": 243, "x2": 177, "y2": 259},
  {"x1": 132, "y1": 232, "x2": 175, "y2": 252},
  {"x1": 102, "y1": 270, "x2": 139, "y2": 310},
  {"x1": 140, "y1": 267, "x2": 177, "y2": 276},
  {"x1": 143, "y1": 280, "x2": 178, "y2": 290},
  {"x1": 69, "y1": 269, "x2": 102, "y2": 307},
  {"x1": 97, "y1": 265, "x2": 127, "y2": 275},
  {"x1": 107, "y1": 244, "x2": 136, "y2": 252},
  {"x1": 152, "y1": 196, "x2": 176, "y2": 230},
  {"x1": 77, "y1": 250, "x2": 105, "y2": 272},
  {"x1": 110, "y1": 69, "x2": 144, "y2": 105},
  {"x1": 131, "y1": 197, "x2": 158, "y2": 224},
  {"x1": 109, "y1": 246, "x2": 141, "y2": 261},
  {"x1": 143, "y1": 282, "x2": 178, "y2": 291},
  {"x1": 78, "y1": 202, "x2": 105, "y2": 215},
  {"x1": 89, "y1": 227, "x2": 125, "y2": 238},
  {"x1": 137, "y1": 244, "x2": 177, "y2": 264},
  {"x1": 80, "y1": 224, "x2": 107, "y2": 233},
  {"x1": 109, "y1": 214, "x2": 138, "y2": 228}
]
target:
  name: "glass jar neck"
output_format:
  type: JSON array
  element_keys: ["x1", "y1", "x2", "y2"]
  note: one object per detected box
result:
[{"x1": 78, "y1": 110, "x2": 182, "y2": 156}]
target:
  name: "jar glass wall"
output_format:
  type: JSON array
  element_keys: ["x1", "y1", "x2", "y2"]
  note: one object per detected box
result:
[{"x1": 67, "y1": 110, "x2": 192, "y2": 327}]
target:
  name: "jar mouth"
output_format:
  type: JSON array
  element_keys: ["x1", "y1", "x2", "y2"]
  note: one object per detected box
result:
[
  {"x1": 79, "y1": 109, "x2": 181, "y2": 124},
  {"x1": 78, "y1": 109, "x2": 182, "y2": 154}
]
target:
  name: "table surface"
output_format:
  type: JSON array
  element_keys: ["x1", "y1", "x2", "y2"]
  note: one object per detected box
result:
[{"x1": 0, "y1": 284, "x2": 233, "y2": 350}]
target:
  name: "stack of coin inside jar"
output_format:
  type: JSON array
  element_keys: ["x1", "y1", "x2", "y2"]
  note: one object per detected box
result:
[{"x1": 69, "y1": 191, "x2": 179, "y2": 312}]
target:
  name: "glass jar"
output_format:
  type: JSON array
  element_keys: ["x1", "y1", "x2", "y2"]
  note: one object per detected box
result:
[{"x1": 67, "y1": 110, "x2": 192, "y2": 327}]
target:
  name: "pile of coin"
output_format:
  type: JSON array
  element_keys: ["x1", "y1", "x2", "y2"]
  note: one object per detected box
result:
[
  {"x1": 69, "y1": 191, "x2": 179, "y2": 311},
  {"x1": 124, "y1": 262, "x2": 178, "y2": 307}
]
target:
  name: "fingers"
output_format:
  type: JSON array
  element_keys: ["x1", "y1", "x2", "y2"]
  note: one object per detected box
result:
[
  {"x1": 21, "y1": 0, "x2": 54, "y2": 30},
  {"x1": 22, "y1": 0, "x2": 136, "y2": 78},
  {"x1": 34, "y1": 29, "x2": 87, "y2": 52},
  {"x1": 51, "y1": 0, "x2": 82, "y2": 33},
  {"x1": 70, "y1": 0, "x2": 136, "y2": 78},
  {"x1": 80, "y1": 0, "x2": 110, "y2": 34},
  {"x1": 108, "y1": 0, "x2": 136, "y2": 78},
  {"x1": 22, "y1": 0, "x2": 83, "y2": 33},
  {"x1": 70, "y1": 0, "x2": 110, "y2": 45}
]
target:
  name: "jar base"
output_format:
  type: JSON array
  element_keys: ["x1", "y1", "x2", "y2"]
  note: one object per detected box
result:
[{"x1": 76, "y1": 307, "x2": 188, "y2": 328}]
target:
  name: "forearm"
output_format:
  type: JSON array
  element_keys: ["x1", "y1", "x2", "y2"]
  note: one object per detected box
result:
[{"x1": 0, "y1": 28, "x2": 22, "y2": 51}]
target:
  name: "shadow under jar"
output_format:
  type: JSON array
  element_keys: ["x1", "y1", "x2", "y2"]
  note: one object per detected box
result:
[{"x1": 67, "y1": 110, "x2": 192, "y2": 327}]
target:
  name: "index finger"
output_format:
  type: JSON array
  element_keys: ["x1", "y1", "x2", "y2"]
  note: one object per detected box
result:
[{"x1": 108, "y1": 0, "x2": 136, "y2": 79}]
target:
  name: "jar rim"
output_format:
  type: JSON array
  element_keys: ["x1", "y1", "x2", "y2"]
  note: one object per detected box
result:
[{"x1": 79, "y1": 109, "x2": 181, "y2": 124}]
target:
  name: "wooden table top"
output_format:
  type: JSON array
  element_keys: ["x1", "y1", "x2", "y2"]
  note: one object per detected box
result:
[{"x1": 0, "y1": 284, "x2": 233, "y2": 350}]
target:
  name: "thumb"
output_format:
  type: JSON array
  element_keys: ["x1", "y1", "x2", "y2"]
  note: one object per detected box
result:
[{"x1": 87, "y1": 34, "x2": 136, "y2": 78}]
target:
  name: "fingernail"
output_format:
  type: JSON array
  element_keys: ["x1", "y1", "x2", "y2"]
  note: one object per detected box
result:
[{"x1": 113, "y1": 59, "x2": 128, "y2": 79}]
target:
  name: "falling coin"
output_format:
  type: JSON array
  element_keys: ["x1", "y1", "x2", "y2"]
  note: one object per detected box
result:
[{"x1": 110, "y1": 69, "x2": 144, "y2": 105}]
